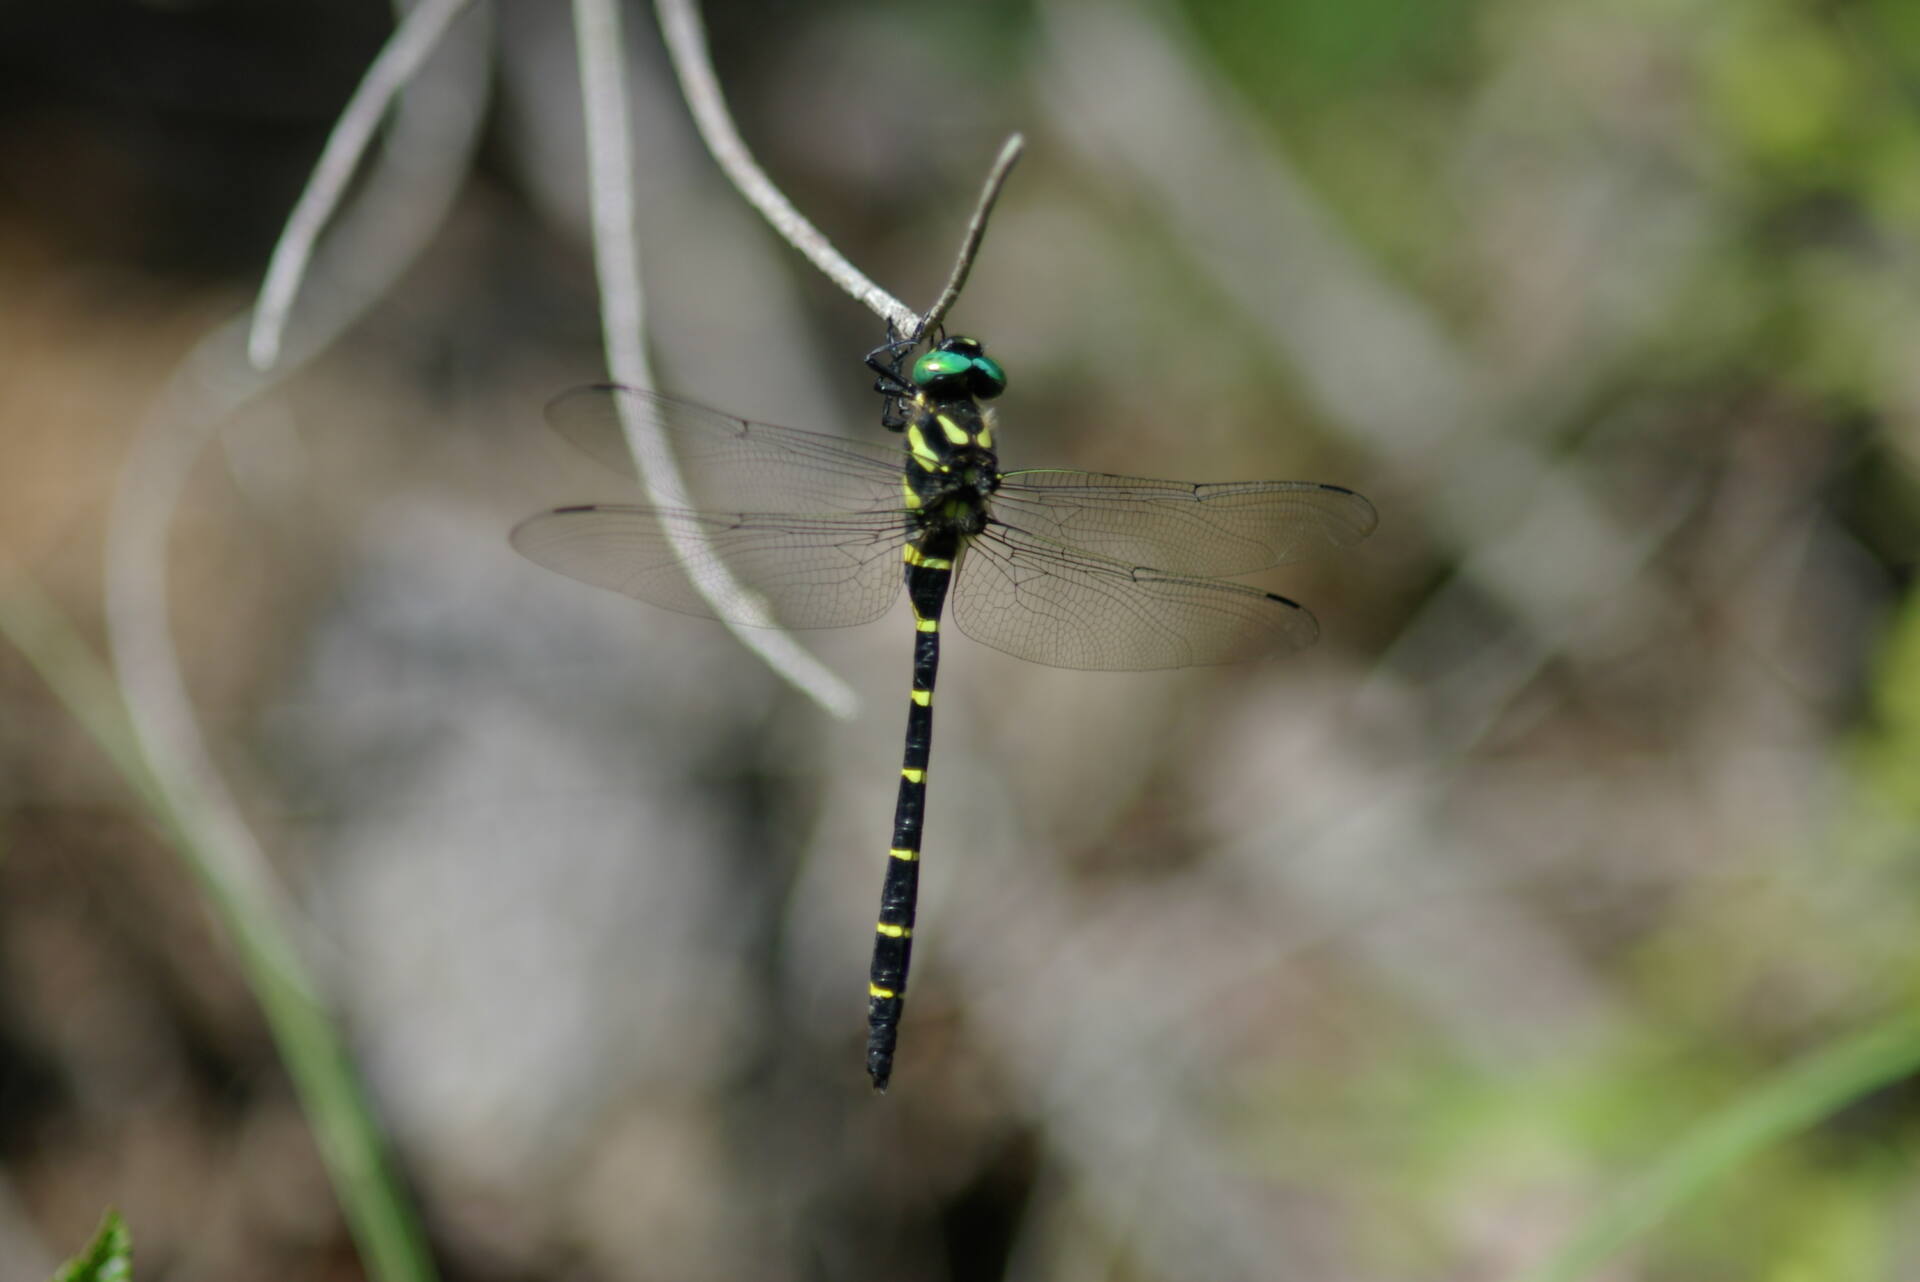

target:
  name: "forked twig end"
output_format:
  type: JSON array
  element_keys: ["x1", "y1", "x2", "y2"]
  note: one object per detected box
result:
[{"x1": 913, "y1": 132, "x2": 1025, "y2": 343}]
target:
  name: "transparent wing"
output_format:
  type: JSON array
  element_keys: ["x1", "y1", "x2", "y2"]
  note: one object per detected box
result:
[
  {"x1": 545, "y1": 384, "x2": 907, "y2": 514},
  {"x1": 511, "y1": 504, "x2": 905, "y2": 629},
  {"x1": 991, "y1": 470, "x2": 1377, "y2": 577},
  {"x1": 951, "y1": 521, "x2": 1320, "y2": 671}
]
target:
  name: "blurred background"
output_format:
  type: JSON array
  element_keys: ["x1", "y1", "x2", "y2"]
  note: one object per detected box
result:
[{"x1": 5, "y1": 0, "x2": 1920, "y2": 1279}]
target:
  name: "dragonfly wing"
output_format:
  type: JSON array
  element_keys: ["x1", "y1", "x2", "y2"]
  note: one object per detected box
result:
[
  {"x1": 545, "y1": 384, "x2": 906, "y2": 514},
  {"x1": 990, "y1": 469, "x2": 1377, "y2": 576},
  {"x1": 512, "y1": 504, "x2": 905, "y2": 629},
  {"x1": 950, "y1": 520, "x2": 1319, "y2": 671}
]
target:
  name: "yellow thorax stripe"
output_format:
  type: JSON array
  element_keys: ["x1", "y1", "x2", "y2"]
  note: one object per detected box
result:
[
  {"x1": 937, "y1": 414, "x2": 970, "y2": 445},
  {"x1": 905, "y1": 424, "x2": 939, "y2": 465},
  {"x1": 902, "y1": 545, "x2": 953, "y2": 570}
]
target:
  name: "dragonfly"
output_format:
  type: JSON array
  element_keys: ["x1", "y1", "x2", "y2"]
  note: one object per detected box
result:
[{"x1": 511, "y1": 335, "x2": 1377, "y2": 1090}]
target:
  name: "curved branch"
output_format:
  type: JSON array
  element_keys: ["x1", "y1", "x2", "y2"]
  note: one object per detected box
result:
[
  {"x1": 248, "y1": 0, "x2": 476, "y2": 370},
  {"x1": 104, "y1": 5, "x2": 491, "y2": 1277},
  {"x1": 653, "y1": 0, "x2": 915, "y2": 333},
  {"x1": 572, "y1": 0, "x2": 860, "y2": 719},
  {"x1": 652, "y1": 0, "x2": 1019, "y2": 341}
]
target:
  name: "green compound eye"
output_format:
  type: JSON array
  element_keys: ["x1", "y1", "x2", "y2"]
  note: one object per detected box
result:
[
  {"x1": 967, "y1": 353, "x2": 1007, "y2": 399},
  {"x1": 911, "y1": 350, "x2": 973, "y2": 387}
]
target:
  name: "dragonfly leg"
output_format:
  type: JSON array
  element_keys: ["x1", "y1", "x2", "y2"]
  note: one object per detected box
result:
[
  {"x1": 867, "y1": 332, "x2": 920, "y2": 431},
  {"x1": 865, "y1": 340, "x2": 915, "y2": 386}
]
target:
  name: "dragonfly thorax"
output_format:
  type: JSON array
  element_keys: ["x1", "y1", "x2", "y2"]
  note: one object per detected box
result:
[
  {"x1": 907, "y1": 444, "x2": 997, "y2": 538},
  {"x1": 903, "y1": 388, "x2": 1000, "y2": 530}
]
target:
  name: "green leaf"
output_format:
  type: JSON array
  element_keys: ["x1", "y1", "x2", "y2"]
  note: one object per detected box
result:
[{"x1": 50, "y1": 1211, "x2": 132, "y2": 1282}]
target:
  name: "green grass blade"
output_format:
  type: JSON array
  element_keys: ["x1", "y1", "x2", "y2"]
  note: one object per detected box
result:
[
  {"x1": 1515, "y1": 1011, "x2": 1920, "y2": 1282},
  {"x1": 0, "y1": 577, "x2": 439, "y2": 1282}
]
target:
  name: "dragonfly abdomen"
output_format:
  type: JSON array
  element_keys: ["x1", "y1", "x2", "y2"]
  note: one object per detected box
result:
[{"x1": 867, "y1": 549, "x2": 954, "y2": 1091}]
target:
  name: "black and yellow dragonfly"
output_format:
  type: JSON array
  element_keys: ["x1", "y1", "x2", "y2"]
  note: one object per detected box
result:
[{"x1": 512, "y1": 336, "x2": 1376, "y2": 1090}]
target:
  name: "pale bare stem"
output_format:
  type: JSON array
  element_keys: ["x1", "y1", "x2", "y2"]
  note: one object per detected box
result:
[
  {"x1": 114, "y1": 0, "x2": 486, "y2": 967},
  {"x1": 571, "y1": 0, "x2": 652, "y2": 392},
  {"x1": 104, "y1": 9, "x2": 487, "y2": 1277},
  {"x1": 916, "y1": 133, "x2": 1025, "y2": 341},
  {"x1": 572, "y1": 0, "x2": 860, "y2": 719},
  {"x1": 107, "y1": 327, "x2": 321, "y2": 996},
  {"x1": 655, "y1": 0, "x2": 1022, "y2": 339},
  {"x1": 651, "y1": 0, "x2": 916, "y2": 333},
  {"x1": 247, "y1": 0, "x2": 475, "y2": 371}
]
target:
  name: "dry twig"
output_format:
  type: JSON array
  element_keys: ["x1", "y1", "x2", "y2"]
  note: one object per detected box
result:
[
  {"x1": 247, "y1": 0, "x2": 476, "y2": 370},
  {"x1": 653, "y1": 0, "x2": 1020, "y2": 340}
]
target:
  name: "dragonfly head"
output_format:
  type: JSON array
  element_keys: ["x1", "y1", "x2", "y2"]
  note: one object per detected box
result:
[{"x1": 912, "y1": 336, "x2": 1007, "y2": 402}]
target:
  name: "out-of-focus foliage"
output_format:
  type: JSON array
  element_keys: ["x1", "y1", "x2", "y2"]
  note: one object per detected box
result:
[{"x1": 3, "y1": 0, "x2": 1920, "y2": 1280}]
